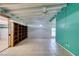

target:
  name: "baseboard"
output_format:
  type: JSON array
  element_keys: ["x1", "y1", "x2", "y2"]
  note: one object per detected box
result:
[{"x1": 57, "y1": 42, "x2": 75, "y2": 56}]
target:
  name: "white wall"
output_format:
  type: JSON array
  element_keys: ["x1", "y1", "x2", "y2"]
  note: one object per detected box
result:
[
  {"x1": 27, "y1": 21, "x2": 51, "y2": 39},
  {"x1": 0, "y1": 28, "x2": 8, "y2": 40},
  {"x1": 50, "y1": 18, "x2": 56, "y2": 37},
  {"x1": 0, "y1": 16, "x2": 8, "y2": 40}
]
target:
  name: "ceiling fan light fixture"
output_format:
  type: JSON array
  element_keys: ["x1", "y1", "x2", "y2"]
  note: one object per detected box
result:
[{"x1": 42, "y1": 7, "x2": 48, "y2": 14}]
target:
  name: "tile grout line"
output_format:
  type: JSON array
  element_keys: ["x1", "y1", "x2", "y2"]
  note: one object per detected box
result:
[{"x1": 0, "y1": 47, "x2": 9, "y2": 53}]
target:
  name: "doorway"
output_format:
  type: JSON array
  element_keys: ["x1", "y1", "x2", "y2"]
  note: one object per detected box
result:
[{"x1": 0, "y1": 15, "x2": 9, "y2": 52}]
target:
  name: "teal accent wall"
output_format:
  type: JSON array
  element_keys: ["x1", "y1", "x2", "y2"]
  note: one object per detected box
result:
[{"x1": 56, "y1": 3, "x2": 79, "y2": 56}]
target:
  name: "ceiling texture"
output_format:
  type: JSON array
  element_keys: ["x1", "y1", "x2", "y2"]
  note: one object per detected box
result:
[{"x1": 0, "y1": 3, "x2": 65, "y2": 28}]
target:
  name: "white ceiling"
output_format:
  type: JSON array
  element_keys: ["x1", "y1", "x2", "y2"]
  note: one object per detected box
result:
[{"x1": 0, "y1": 3, "x2": 65, "y2": 27}]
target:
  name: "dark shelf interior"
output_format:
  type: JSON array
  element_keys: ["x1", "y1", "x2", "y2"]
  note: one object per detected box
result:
[{"x1": 13, "y1": 22, "x2": 28, "y2": 46}]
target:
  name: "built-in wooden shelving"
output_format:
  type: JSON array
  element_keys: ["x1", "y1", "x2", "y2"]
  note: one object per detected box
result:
[{"x1": 10, "y1": 22, "x2": 28, "y2": 47}]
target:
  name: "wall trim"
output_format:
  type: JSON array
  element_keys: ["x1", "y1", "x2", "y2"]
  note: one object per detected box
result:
[{"x1": 57, "y1": 42, "x2": 75, "y2": 56}]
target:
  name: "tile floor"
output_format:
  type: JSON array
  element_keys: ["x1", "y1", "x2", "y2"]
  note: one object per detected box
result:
[
  {"x1": 0, "y1": 27, "x2": 72, "y2": 56},
  {"x1": 0, "y1": 39, "x2": 8, "y2": 52}
]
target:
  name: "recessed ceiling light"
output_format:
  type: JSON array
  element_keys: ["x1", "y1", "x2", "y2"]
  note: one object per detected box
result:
[{"x1": 40, "y1": 24, "x2": 42, "y2": 27}]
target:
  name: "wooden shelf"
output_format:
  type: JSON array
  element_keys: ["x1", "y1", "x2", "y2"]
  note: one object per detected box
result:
[{"x1": 11, "y1": 22, "x2": 28, "y2": 47}]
